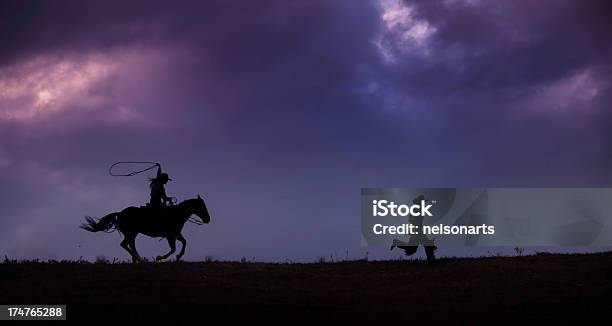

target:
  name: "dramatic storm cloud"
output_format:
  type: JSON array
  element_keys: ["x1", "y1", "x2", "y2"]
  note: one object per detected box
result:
[{"x1": 0, "y1": 0, "x2": 611, "y2": 261}]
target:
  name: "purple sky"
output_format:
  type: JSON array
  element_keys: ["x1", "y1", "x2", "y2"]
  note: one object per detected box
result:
[{"x1": 1, "y1": 0, "x2": 611, "y2": 261}]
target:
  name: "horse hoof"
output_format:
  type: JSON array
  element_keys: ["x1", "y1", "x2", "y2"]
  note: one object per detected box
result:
[
  {"x1": 156, "y1": 256, "x2": 164, "y2": 261},
  {"x1": 133, "y1": 257, "x2": 145, "y2": 263}
]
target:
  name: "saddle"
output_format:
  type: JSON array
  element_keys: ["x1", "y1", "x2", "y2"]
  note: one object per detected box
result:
[{"x1": 142, "y1": 203, "x2": 172, "y2": 217}]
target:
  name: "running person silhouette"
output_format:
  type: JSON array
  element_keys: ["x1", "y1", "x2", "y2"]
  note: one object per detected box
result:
[{"x1": 390, "y1": 194, "x2": 438, "y2": 265}]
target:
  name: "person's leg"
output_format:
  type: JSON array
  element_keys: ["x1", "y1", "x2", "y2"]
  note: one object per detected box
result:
[
  {"x1": 390, "y1": 238, "x2": 419, "y2": 257},
  {"x1": 424, "y1": 246, "x2": 438, "y2": 265}
]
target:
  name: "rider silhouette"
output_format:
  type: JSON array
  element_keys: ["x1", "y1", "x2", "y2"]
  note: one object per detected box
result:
[{"x1": 149, "y1": 163, "x2": 173, "y2": 208}]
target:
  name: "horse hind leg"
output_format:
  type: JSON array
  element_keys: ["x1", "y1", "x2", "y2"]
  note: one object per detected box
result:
[
  {"x1": 128, "y1": 237, "x2": 144, "y2": 262},
  {"x1": 156, "y1": 238, "x2": 176, "y2": 261},
  {"x1": 175, "y1": 233, "x2": 187, "y2": 261},
  {"x1": 120, "y1": 237, "x2": 138, "y2": 262},
  {"x1": 120, "y1": 233, "x2": 141, "y2": 263}
]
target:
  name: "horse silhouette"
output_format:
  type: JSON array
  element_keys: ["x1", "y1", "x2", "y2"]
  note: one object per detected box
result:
[{"x1": 81, "y1": 195, "x2": 210, "y2": 262}]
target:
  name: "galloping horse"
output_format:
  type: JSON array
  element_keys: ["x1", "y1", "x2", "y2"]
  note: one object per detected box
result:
[{"x1": 81, "y1": 195, "x2": 210, "y2": 262}]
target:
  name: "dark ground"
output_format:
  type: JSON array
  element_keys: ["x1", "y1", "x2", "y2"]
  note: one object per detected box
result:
[{"x1": 1, "y1": 252, "x2": 611, "y2": 323}]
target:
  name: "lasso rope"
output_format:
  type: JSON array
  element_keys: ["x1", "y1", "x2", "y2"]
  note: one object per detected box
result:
[
  {"x1": 109, "y1": 161, "x2": 159, "y2": 176},
  {"x1": 107, "y1": 161, "x2": 205, "y2": 226}
]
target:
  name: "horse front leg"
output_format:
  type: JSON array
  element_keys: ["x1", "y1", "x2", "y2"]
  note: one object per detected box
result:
[
  {"x1": 156, "y1": 237, "x2": 176, "y2": 261},
  {"x1": 175, "y1": 233, "x2": 187, "y2": 261}
]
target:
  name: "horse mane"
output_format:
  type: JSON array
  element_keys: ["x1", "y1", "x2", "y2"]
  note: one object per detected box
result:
[{"x1": 177, "y1": 197, "x2": 199, "y2": 207}]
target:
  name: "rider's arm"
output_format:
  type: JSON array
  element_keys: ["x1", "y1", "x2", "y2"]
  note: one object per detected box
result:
[
  {"x1": 160, "y1": 186, "x2": 171, "y2": 202},
  {"x1": 156, "y1": 163, "x2": 162, "y2": 178},
  {"x1": 161, "y1": 188, "x2": 168, "y2": 199}
]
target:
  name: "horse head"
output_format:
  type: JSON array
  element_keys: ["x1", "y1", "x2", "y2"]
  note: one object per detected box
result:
[{"x1": 195, "y1": 194, "x2": 211, "y2": 224}]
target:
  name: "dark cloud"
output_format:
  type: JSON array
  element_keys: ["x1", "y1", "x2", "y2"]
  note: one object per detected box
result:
[{"x1": 391, "y1": 0, "x2": 612, "y2": 99}]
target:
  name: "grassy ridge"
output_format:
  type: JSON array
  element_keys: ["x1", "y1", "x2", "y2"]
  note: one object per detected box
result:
[{"x1": 1, "y1": 252, "x2": 610, "y2": 322}]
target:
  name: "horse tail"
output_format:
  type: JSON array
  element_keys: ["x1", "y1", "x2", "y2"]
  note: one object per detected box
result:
[{"x1": 80, "y1": 212, "x2": 119, "y2": 233}]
